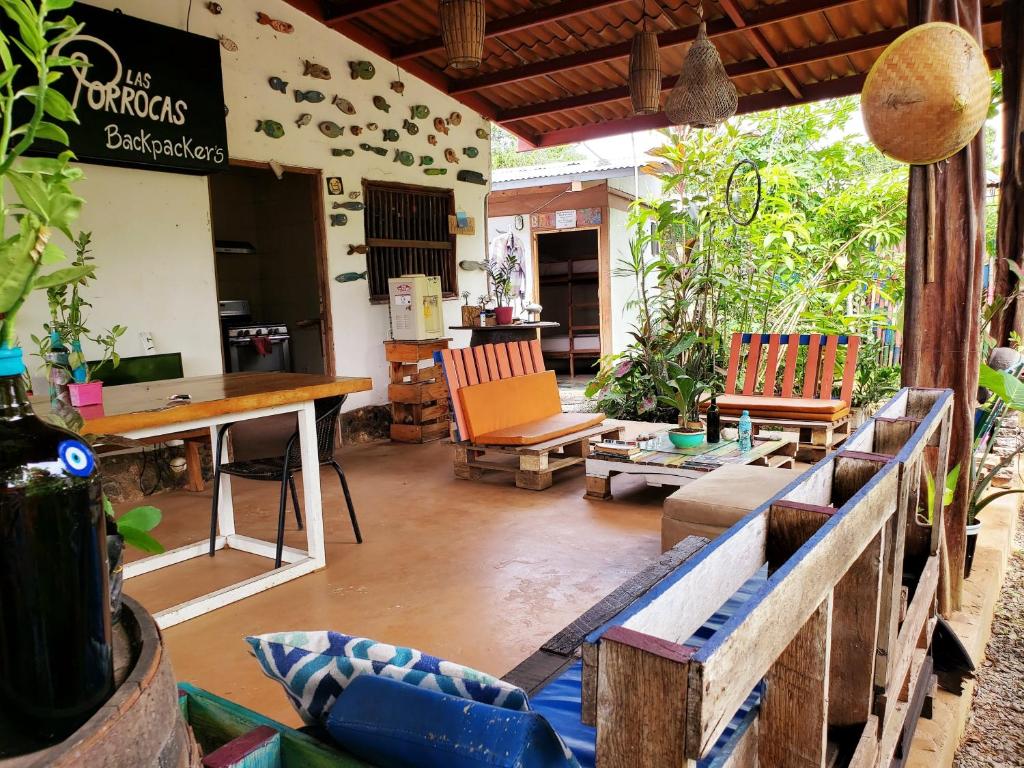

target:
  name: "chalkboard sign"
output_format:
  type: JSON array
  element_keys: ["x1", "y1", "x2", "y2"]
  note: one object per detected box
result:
[{"x1": 17, "y1": 4, "x2": 229, "y2": 174}]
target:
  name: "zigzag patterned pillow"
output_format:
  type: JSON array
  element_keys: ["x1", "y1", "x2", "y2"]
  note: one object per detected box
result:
[{"x1": 246, "y1": 631, "x2": 530, "y2": 725}]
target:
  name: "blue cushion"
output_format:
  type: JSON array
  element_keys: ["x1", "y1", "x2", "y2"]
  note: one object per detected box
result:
[
  {"x1": 325, "y1": 675, "x2": 580, "y2": 768},
  {"x1": 246, "y1": 631, "x2": 529, "y2": 725}
]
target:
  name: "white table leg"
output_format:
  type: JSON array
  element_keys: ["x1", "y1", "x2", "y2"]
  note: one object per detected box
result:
[
  {"x1": 297, "y1": 400, "x2": 326, "y2": 565},
  {"x1": 211, "y1": 424, "x2": 235, "y2": 538}
]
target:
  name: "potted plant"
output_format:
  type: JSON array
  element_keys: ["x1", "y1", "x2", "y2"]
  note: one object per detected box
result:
[
  {"x1": 0, "y1": 0, "x2": 126, "y2": 742},
  {"x1": 484, "y1": 250, "x2": 519, "y2": 325},
  {"x1": 32, "y1": 232, "x2": 125, "y2": 407},
  {"x1": 657, "y1": 373, "x2": 708, "y2": 448}
]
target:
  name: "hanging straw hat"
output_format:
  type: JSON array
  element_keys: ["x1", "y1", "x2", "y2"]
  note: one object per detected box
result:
[{"x1": 861, "y1": 22, "x2": 991, "y2": 165}]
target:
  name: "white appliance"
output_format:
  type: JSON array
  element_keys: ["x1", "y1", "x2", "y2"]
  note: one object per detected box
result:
[{"x1": 388, "y1": 274, "x2": 443, "y2": 340}]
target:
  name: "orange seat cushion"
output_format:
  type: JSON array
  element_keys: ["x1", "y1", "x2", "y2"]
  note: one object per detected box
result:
[
  {"x1": 708, "y1": 394, "x2": 849, "y2": 423},
  {"x1": 460, "y1": 371, "x2": 563, "y2": 442},
  {"x1": 475, "y1": 412, "x2": 606, "y2": 446}
]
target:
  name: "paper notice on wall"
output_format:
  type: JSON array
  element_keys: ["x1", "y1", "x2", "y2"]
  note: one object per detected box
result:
[{"x1": 555, "y1": 209, "x2": 577, "y2": 229}]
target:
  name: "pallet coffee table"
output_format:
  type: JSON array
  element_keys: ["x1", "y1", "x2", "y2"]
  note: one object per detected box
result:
[{"x1": 584, "y1": 433, "x2": 797, "y2": 500}]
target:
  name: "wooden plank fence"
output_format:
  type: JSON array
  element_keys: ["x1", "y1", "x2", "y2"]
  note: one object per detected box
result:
[{"x1": 586, "y1": 386, "x2": 953, "y2": 767}]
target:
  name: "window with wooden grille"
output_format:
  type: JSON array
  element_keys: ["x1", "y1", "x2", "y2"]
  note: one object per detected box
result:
[{"x1": 363, "y1": 181, "x2": 457, "y2": 301}]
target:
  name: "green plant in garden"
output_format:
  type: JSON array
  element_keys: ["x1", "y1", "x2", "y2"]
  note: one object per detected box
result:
[
  {"x1": 0, "y1": 0, "x2": 93, "y2": 349},
  {"x1": 851, "y1": 337, "x2": 902, "y2": 410},
  {"x1": 588, "y1": 98, "x2": 908, "y2": 421},
  {"x1": 31, "y1": 231, "x2": 126, "y2": 382}
]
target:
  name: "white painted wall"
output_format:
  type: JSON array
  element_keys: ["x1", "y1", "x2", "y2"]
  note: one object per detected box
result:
[{"x1": 16, "y1": 0, "x2": 491, "y2": 405}]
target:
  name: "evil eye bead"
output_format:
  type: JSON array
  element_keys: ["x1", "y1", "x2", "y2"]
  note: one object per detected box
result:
[{"x1": 58, "y1": 440, "x2": 95, "y2": 477}]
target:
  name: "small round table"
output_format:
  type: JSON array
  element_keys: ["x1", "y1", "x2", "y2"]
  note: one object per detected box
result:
[{"x1": 449, "y1": 322, "x2": 560, "y2": 347}]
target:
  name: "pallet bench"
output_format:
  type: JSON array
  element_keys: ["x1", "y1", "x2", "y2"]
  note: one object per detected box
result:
[
  {"x1": 438, "y1": 340, "x2": 622, "y2": 490},
  {"x1": 710, "y1": 332, "x2": 861, "y2": 461}
]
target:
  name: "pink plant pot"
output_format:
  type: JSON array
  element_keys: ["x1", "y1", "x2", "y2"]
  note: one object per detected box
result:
[
  {"x1": 495, "y1": 306, "x2": 515, "y2": 325},
  {"x1": 69, "y1": 381, "x2": 104, "y2": 407}
]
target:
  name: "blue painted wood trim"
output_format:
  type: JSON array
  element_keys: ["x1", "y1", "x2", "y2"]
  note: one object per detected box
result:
[{"x1": 738, "y1": 333, "x2": 852, "y2": 345}]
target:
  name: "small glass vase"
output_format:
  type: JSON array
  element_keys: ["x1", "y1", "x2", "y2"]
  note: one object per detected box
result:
[{"x1": 0, "y1": 346, "x2": 114, "y2": 746}]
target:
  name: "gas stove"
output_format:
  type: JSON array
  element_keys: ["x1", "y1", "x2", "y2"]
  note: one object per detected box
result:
[{"x1": 227, "y1": 323, "x2": 289, "y2": 341}]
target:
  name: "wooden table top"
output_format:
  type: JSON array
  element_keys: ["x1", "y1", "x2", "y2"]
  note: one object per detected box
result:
[
  {"x1": 32, "y1": 372, "x2": 373, "y2": 435},
  {"x1": 449, "y1": 322, "x2": 560, "y2": 330},
  {"x1": 595, "y1": 436, "x2": 793, "y2": 472}
]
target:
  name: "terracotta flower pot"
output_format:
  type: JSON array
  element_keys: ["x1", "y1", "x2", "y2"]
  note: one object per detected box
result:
[
  {"x1": 495, "y1": 306, "x2": 514, "y2": 325},
  {"x1": 69, "y1": 380, "x2": 103, "y2": 407}
]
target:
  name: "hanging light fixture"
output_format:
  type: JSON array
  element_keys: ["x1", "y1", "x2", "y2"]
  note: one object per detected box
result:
[
  {"x1": 440, "y1": 0, "x2": 486, "y2": 70},
  {"x1": 664, "y1": 3, "x2": 737, "y2": 128},
  {"x1": 629, "y1": 5, "x2": 661, "y2": 116}
]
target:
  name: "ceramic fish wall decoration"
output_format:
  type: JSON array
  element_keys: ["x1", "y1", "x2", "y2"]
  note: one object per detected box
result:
[
  {"x1": 337, "y1": 201, "x2": 366, "y2": 211},
  {"x1": 295, "y1": 113, "x2": 312, "y2": 128},
  {"x1": 347, "y1": 245, "x2": 368, "y2": 255},
  {"x1": 332, "y1": 95, "x2": 355, "y2": 114},
  {"x1": 349, "y1": 191, "x2": 361, "y2": 199},
  {"x1": 335, "y1": 271, "x2": 367, "y2": 283},
  {"x1": 463, "y1": 147, "x2": 479, "y2": 158},
  {"x1": 444, "y1": 148, "x2": 459, "y2": 163},
  {"x1": 366, "y1": 122, "x2": 379, "y2": 131},
  {"x1": 427, "y1": 135, "x2": 437, "y2": 146},
  {"x1": 268, "y1": 76, "x2": 288, "y2": 93},
  {"x1": 433, "y1": 117, "x2": 449, "y2": 135},
  {"x1": 257, "y1": 12, "x2": 294, "y2": 33},
  {"x1": 206, "y1": 1, "x2": 222, "y2": 13},
  {"x1": 331, "y1": 148, "x2": 355, "y2": 157},
  {"x1": 382, "y1": 128, "x2": 399, "y2": 142},
  {"x1": 411, "y1": 105, "x2": 430, "y2": 120},
  {"x1": 419, "y1": 155, "x2": 434, "y2": 166},
  {"x1": 303, "y1": 60, "x2": 331, "y2": 80},
  {"x1": 330, "y1": 214, "x2": 349, "y2": 226},
  {"x1": 359, "y1": 143, "x2": 387, "y2": 156},
  {"x1": 294, "y1": 89, "x2": 324, "y2": 103},
  {"x1": 448, "y1": 111, "x2": 462, "y2": 126},
  {"x1": 390, "y1": 80, "x2": 405, "y2": 94},
  {"x1": 219, "y1": 36, "x2": 238, "y2": 52},
  {"x1": 457, "y1": 170, "x2": 487, "y2": 185},
  {"x1": 350, "y1": 125, "x2": 363, "y2": 136},
  {"x1": 373, "y1": 96, "x2": 391, "y2": 113},
  {"x1": 349, "y1": 61, "x2": 375, "y2": 80},
  {"x1": 255, "y1": 120, "x2": 284, "y2": 138},
  {"x1": 402, "y1": 119, "x2": 419, "y2": 135},
  {"x1": 319, "y1": 121, "x2": 344, "y2": 138},
  {"x1": 423, "y1": 168, "x2": 447, "y2": 176},
  {"x1": 476, "y1": 128, "x2": 489, "y2": 140},
  {"x1": 394, "y1": 150, "x2": 414, "y2": 167}
]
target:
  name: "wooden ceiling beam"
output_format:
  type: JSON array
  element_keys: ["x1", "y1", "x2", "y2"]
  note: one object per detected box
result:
[
  {"x1": 323, "y1": 0, "x2": 404, "y2": 24},
  {"x1": 497, "y1": 4, "x2": 1004, "y2": 124},
  {"x1": 717, "y1": 0, "x2": 802, "y2": 99},
  {"x1": 524, "y1": 72, "x2": 870, "y2": 148},
  {"x1": 448, "y1": 0, "x2": 863, "y2": 95},
  {"x1": 393, "y1": 0, "x2": 634, "y2": 62}
]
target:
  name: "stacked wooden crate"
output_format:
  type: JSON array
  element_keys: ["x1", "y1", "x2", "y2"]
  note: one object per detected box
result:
[{"x1": 385, "y1": 339, "x2": 451, "y2": 443}]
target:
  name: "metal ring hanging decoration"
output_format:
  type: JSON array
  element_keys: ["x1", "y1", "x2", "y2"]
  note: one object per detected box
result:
[{"x1": 726, "y1": 158, "x2": 762, "y2": 226}]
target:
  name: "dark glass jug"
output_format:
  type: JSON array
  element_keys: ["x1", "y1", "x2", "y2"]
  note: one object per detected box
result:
[{"x1": 0, "y1": 346, "x2": 113, "y2": 748}]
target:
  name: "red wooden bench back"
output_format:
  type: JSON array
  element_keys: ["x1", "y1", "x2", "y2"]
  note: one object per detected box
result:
[
  {"x1": 437, "y1": 340, "x2": 546, "y2": 442},
  {"x1": 723, "y1": 333, "x2": 860, "y2": 405}
]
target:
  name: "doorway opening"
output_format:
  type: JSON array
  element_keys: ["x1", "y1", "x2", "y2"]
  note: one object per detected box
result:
[
  {"x1": 209, "y1": 163, "x2": 333, "y2": 376},
  {"x1": 536, "y1": 228, "x2": 601, "y2": 378}
]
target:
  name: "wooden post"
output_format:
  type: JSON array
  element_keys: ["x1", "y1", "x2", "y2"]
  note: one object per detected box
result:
[
  {"x1": 901, "y1": 0, "x2": 986, "y2": 609},
  {"x1": 596, "y1": 626, "x2": 694, "y2": 767},
  {"x1": 757, "y1": 593, "x2": 833, "y2": 768}
]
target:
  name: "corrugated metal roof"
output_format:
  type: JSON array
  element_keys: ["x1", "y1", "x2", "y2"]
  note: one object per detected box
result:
[
  {"x1": 492, "y1": 160, "x2": 638, "y2": 189},
  {"x1": 285, "y1": 0, "x2": 1005, "y2": 149}
]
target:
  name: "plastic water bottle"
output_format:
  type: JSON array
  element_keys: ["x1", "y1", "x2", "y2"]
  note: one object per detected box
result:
[{"x1": 737, "y1": 409, "x2": 753, "y2": 452}]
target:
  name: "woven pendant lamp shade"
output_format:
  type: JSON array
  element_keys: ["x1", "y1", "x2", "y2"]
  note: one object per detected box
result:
[
  {"x1": 861, "y1": 22, "x2": 990, "y2": 164},
  {"x1": 629, "y1": 31, "x2": 662, "y2": 115},
  {"x1": 665, "y1": 21, "x2": 737, "y2": 128},
  {"x1": 440, "y1": 0, "x2": 486, "y2": 70}
]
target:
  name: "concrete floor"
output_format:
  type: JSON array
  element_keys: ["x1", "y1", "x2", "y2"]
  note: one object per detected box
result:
[{"x1": 122, "y1": 429, "x2": 670, "y2": 726}]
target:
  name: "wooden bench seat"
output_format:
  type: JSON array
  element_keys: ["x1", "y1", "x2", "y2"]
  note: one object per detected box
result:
[
  {"x1": 437, "y1": 340, "x2": 621, "y2": 489},
  {"x1": 714, "y1": 394, "x2": 850, "y2": 421}
]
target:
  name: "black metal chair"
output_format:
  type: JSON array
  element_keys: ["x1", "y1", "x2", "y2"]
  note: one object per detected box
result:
[{"x1": 209, "y1": 396, "x2": 362, "y2": 567}]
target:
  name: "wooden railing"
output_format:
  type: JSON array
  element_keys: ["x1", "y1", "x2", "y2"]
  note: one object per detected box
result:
[{"x1": 586, "y1": 387, "x2": 953, "y2": 767}]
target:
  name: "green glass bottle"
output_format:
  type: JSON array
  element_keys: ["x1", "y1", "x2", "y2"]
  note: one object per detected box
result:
[{"x1": 0, "y1": 346, "x2": 113, "y2": 747}]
